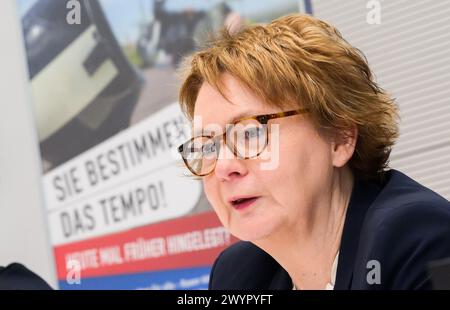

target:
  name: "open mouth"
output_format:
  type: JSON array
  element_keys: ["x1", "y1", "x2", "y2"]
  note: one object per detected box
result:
[{"x1": 230, "y1": 197, "x2": 259, "y2": 210}]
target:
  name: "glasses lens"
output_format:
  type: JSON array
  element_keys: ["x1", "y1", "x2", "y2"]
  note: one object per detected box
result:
[
  {"x1": 228, "y1": 118, "x2": 267, "y2": 158},
  {"x1": 182, "y1": 136, "x2": 218, "y2": 175}
]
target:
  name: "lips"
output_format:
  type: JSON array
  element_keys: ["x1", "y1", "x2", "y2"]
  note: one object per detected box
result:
[{"x1": 229, "y1": 196, "x2": 259, "y2": 210}]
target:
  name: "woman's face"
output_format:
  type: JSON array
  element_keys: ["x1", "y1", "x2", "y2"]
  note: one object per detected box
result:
[{"x1": 193, "y1": 74, "x2": 341, "y2": 242}]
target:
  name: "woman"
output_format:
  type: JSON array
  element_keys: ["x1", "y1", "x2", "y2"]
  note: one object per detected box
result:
[{"x1": 177, "y1": 14, "x2": 450, "y2": 290}]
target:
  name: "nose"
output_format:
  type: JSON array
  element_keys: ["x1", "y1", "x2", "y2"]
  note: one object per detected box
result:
[{"x1": 214, "y1": 139, "x2": 248, "y2": 182}]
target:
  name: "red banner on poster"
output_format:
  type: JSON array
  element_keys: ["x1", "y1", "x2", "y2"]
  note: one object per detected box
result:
[{"x1": 54, "y1": 211, "x2": 238, "y2": 280}]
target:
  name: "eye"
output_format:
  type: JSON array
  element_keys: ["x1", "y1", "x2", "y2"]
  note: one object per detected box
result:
[
  {"x1": 202, "y1": 142, "x2": 216, "y2": 155},
  {"x1": 244, "y1": 127, "x2": 262, "y2": 139}
]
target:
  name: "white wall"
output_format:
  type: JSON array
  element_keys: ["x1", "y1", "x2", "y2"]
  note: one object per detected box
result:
[
  {"x1": 0, "y1": 0, "x2": 56, "y2": 288},
  {"x1": 313, "y1": 0, "x2": 450, "y2": 200}
]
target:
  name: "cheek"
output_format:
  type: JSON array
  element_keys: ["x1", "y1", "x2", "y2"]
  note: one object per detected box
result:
[
  {"x1": 268, "y1": 127, "x2": 332, "y2": 203},
  {"x1": 203, "y1": 178, "x2": 219, "y2": 207},
  {"x1": 283, "y1": 125, "x2": 331, "y2": 171},
  {"x1": 203, "y1": 178, "x2": 230, "y2": 224}
]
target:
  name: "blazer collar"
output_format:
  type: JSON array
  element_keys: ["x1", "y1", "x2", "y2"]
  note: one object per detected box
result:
[{"x1": 333, "y1": 176, "x2": 382, "y2": 289}]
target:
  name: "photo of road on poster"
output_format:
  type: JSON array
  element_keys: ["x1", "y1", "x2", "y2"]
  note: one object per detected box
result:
[{"x1": 17, "y1": 0, "x2": 303, "y2": 289}]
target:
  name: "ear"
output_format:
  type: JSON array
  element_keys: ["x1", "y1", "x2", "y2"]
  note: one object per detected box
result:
[{"x1": 331, "y1": 126, "x2": 358, "y2": 168}]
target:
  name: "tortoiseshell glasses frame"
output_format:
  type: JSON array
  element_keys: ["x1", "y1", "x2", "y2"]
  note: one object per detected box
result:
[{"x1": 178, "y1": 109, "x2": 309, "y2": 177}]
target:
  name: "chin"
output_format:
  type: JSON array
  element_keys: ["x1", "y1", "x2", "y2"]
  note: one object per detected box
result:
[{"x1": 228, "y1": 214, "x2": 282, "y2": 242}]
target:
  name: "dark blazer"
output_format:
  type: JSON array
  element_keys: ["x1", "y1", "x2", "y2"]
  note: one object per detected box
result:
[
  {"x1": 0, "y1": 263, "x2": 53, "y2": 290},
  {"x1": 209, "y1": 169, "x2": 450, "y2": 290}
]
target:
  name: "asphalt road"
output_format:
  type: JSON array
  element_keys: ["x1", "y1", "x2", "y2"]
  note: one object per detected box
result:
[{"x1": 130, "y1": 66, "x2": 180, "y2": 125}]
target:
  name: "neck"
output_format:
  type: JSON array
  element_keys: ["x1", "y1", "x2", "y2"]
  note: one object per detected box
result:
[{"x1": 254, "y1": 167, "x2": 354, "y2": 289}]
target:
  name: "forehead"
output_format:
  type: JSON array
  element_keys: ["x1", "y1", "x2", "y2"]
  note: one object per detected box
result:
[{"x1": 192, "y1": 74, "x2": 274, "y2": 135}]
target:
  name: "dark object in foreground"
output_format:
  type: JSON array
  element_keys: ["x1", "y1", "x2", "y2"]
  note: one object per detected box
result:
[
  {"x1": 0, "y1": 263, "x2": 52, "y2": 290},
  {"x1": 429, "y1": 257, "x2": 450, "y2": 290}
]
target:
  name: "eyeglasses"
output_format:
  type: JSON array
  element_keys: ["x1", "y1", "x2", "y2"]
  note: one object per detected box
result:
[{"x1": 177, "y1": 109, "x2": 308, "y2": 177}]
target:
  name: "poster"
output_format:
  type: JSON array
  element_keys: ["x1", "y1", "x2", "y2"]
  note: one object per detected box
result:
[{"x1": 17, "y1": 0, "x2": 305, "y2": 289}]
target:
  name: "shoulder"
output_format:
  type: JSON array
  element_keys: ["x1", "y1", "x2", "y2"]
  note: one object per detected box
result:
[
  {"x1": 363, "y1": 169, "x2": 450, "y2": 235},
  {"x1": 0, "y1": 263, "x2": 53, "y2": 290},
  {"x1": 209, "y1": 241, "x2": 283, "y2": 289},
  {"x1": 355, "y1": 170, "x2": 450, "y2": 289}
]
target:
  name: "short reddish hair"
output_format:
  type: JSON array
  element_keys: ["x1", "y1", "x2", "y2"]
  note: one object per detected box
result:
[{"x1": 179, "y1": 14, "x2": 399, "y2": 181}]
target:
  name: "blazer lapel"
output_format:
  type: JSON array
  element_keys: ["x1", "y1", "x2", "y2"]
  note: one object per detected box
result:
[
  {"x1": 334, "y1": 176, "x2": 382, "y2": 290},
  {"x1": 268, "y1": 266, "x2": 292, "y2": 289}
]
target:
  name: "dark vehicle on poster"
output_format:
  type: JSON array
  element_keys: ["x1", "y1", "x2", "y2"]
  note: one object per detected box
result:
[
  {"x1": 137, "y1": 0, "x2": 237, "y2": 68},
  {"x1": 21, "y1": 0, "x2": 143, "y2": 170}
]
